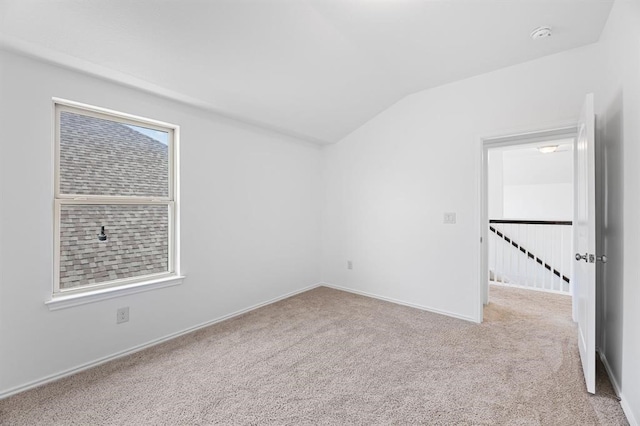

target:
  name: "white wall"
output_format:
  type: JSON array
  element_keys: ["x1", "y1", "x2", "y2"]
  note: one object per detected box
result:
[
  {"x1": 487, "y1": 150, "x2": 503, "y2": 218},
  {"x1": 321, "y1": 43, "x2": 599, "y2": 322},
  {"x1": 594, "y1": 0, "x2": 640, "y2": 423},
  {"x1": 503, "y1": 148, "x2": 573, "y2": 220},
  {"x1": 0, "y1": 50, "x2": 323, "y2": 396},
  {"x1": 489, "y1": 147, "x2": 574, "y2": 220},
  {"x1": 2, "y1": 3, "x2": 638, "y2": 421},
  {"x1": 503, "y1": 184, "x2": 572, "y2": 219}
]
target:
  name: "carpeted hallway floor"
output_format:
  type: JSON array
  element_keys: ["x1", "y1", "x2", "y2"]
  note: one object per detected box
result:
[{"x1": 0, "y1": 285, "x2": 628, "y2": 425}]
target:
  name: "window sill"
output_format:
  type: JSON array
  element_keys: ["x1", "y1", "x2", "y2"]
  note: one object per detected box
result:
[{"x1": 45, "y1": 275, "x2": 185, "y2": 311}]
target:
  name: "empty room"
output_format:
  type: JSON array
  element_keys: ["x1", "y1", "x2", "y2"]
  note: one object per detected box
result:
[{"x1": 1, "y1": 0, "x2": 639, "y2": 424}]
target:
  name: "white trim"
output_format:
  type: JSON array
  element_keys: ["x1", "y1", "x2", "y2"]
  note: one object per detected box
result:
[
  {"x1": 478, "y1": 123, "x2": 578, "y2": 324},
  {"x1": 55, "y1": 269, "x2": 175, "y2": 296},
  {"x1": 480, "y1": 126, "x2": 578, "y2": 147},
  {"x1": 46, "y1": 275, "x2": 186, "y2": 310},
  {"x1": 598, "y1": 351, "x2": 638, "y2": 426},
  {"x1": 52, "y1": 99, "x2": 179, "y2": 296},
  {"x1": 54, "y1": 98, "x2": 178, "y2": 132},
  {"x1": 0, "y1": 36, "x2": 328, "y2": 146},
  {"x1": 3, "y1": 283, "x2": 323, "y2": 399},
  {"x1": 321, "y1": 282, "x2": 478, "y2": 323},
  {"x1": 477, "y1": 130, "x2": 488, "y2": 320},
  {"x1": 56, "y1": 198, "x2": 172, "y2": 204},
  {"x1": 622, "y1": 397, "x2": 639, "y2": 426},
  {"x1": 172, "y1": 125, "x2": 181, "y2": 276},
  {"x1": 489, "y1": 281, "x2": 571, "y2": 296},
  {"x1": 598, "y1": 350, "x2": 622, "y2": 397}
]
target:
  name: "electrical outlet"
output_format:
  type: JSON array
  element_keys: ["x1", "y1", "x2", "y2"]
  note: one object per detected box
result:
[
  {"x1": 116, "y1": 307, "x2": 129, "y2": 324},
  {"x1": 347, "y1": 260, "x2": 353, "y2": 270},
  {"x1": 444, "y1": 212, "x2": 457, "y2": 224}
]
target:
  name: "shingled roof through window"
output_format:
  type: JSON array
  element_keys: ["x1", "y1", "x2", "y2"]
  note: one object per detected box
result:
[{"x1": 59, "y1": 112, "x2": 170, "y2": 289}]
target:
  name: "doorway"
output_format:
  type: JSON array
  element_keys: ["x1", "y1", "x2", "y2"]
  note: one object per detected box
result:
[{"x1": 480, "y1": 126, "x2": 577, "y2": 312}]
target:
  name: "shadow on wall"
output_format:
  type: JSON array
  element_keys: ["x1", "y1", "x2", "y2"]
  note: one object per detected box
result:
[{"x1": 597, "y1": 88, "x2": 624, "y2": 387}]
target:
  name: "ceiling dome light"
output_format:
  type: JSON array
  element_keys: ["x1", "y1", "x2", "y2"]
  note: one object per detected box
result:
[
  {"x1": 530, "y1": 26, "x2": 552, "y2": 40},
  {"x1": 538, "y1": 145, "x2": 558, "y2": 154}
]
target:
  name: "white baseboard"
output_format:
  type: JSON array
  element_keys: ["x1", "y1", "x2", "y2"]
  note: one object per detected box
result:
[
  {"x1": 598, "y1": 350, "x2": 622, "y2": 397},
  {"x1": 320, "y1": 282, "x2": 477, "y2": 323},
  {"x1": 598, "y1": 350, "x2": 638, "y2": 426},
  {"x1": 621, "y1": 398, "x2": 639, "y2": 426},
  {"x1": 0, "y1": 282, "x2": 323, "y2": 400},
  {"x1": 489, "y1": 281, "x2": 571, "y2": 296}
]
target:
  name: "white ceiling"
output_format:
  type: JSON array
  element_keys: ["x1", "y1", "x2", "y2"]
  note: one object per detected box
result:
[
  {"x1": 0, "y1": 0, "x2": 613, "y2": 144},
  {"x1": 498, "y1": 139, "x2": 574, "y2": 185}
]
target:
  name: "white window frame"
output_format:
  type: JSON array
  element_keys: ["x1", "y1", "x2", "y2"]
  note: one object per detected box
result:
[{"x1": 48, "y1": 98, "x2": 182, "y2": 308}]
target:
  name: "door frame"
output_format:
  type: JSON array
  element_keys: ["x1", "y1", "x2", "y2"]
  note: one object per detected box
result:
[{"x1": 478, "y1": 124, "x2": 578, "y2": 322}]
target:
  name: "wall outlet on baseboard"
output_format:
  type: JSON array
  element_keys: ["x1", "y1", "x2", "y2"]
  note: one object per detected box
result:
[
  {"x1": 347, "y1": 260, "x2": 353, "y2": 270},
  {"x1": 117, "y1": 307, "x2": 129, "y2": 324}
]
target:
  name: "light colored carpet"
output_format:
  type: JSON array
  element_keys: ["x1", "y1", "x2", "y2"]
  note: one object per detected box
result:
[{"x1": 0, "y1": 285, "x2": 628, "y2": 425}]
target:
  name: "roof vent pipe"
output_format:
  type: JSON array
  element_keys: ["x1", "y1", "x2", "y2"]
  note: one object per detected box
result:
[{"x1": 98, "y1": 226, "x2": 108, "y2": 242}]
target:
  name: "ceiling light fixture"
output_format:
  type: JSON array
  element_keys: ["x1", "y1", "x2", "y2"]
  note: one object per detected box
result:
[
  {"x1": 530, "y1": 26, "x2": 552, "y2": 40},
  {"x1": 538, "y1": 145, "x2": 558, "y2": 154}
]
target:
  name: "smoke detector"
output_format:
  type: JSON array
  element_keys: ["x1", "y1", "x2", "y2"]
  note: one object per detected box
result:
[{"x1": 530, "y1": 26, "x2": 552, "y2": 40}]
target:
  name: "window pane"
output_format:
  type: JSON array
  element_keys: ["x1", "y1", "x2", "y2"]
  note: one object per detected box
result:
[
  {"x1": 59, "y1": 204, "x2": 169, "y2": 289},
  {"x1": 59, "y1": 111, "x2": 169, "y2": 197}
]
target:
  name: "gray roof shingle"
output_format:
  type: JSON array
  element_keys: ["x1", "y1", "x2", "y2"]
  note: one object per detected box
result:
[
  {"x1": 60, "y1": 111, "x2": 169, "y2": 197},
  {"x1": 58, "y1": 112, "x2": 170, "y2": 289}
]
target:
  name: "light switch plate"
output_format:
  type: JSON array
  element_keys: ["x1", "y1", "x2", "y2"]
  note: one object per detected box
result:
[{"x1": 444, "y1": 212, "x2": 457, "y2": 224}]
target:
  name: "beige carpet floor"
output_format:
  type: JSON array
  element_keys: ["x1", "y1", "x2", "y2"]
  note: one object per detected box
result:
[{"x1": 0, "y1": 285, "x2": 628, "y2": 425}]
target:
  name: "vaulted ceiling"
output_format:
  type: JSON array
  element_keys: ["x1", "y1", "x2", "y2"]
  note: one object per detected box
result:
[{"x1": 0, "y1": 0, "x2": 614, "y2": 144}]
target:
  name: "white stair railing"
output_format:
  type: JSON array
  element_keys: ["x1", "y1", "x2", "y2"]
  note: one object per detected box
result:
[{"x1": 489, "y1": 220, "x2": 572, "y2": 294}]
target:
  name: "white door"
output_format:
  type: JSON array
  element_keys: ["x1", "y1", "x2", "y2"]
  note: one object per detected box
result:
[{"x1": 573, "y1": 93, "x2": 596, "y2": 394}]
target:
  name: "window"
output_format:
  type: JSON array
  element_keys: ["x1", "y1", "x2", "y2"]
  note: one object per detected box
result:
[{"x1": 52, "y1": 99, "x2": 179, "y2": 300}]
